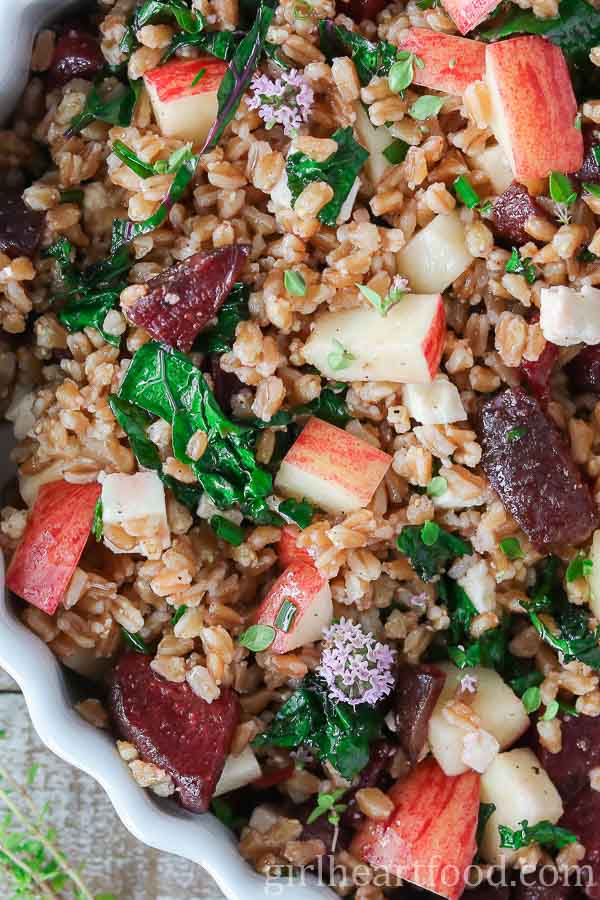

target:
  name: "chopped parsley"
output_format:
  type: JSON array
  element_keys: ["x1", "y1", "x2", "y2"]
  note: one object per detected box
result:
[
  {"x1": 239, "y1": 624, "x2": 276, "y2": 651},
  {"x1": 356, "y1": 282, "x2": 405, "y2": 316},
  {"x1": 328, "y1": 339, "x2": 356, "y2": 371},
  {"x1": 279, "y1": 497, "x2": 314, "y2": 529},
  {"x1": 382, "y1": 139, "x2": 409, "y2": 164},
  {"x1": 498, "y1": 819, "x2": 577, "y2": 852},
  {"x1": 566, "y1": 553, "x2": 593, "y2": 582},
  {"x1": 505, "y1": 247, "x2": 537, "y2": 284},
  {"x1": 499, "y1": 537, "x2": 524, "y2": 560},
  {"x1": 307, "y1": 789, "x2": 348, "y2": 825},
  {"x1": 506, "y1": 425, "x2": 527, "y2": 442},
  {"x1": 211, "y1": 515, "x2": 246, "y2": 546}
]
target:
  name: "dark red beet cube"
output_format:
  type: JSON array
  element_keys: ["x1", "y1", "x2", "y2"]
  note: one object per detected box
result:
[
  {"x1": 336, "y1": 0, "x2": 388, "y2": 21},
  {"x1": 476, "y1": 388, "x2": 598, "y2": 549},
  {"x1": 0, "y1": 190, "x2": 44, "y2": 259},
  {"x1": 394, "y1": 663, "x2": 445, "y2": 763},
  {"x1": 513, "y1": 870, "x2": 575, "y2": 900},
  {"x1": 576, "y1": 124, "x2": 600, "y2": 186},
  {"x1": 566, "y1": 344, "x2": 600, "y2": 394},
  {"x1": 532, "y1": 712, "x2": 600, "y2": 800},
  {"x1": 128, "y1": 245, "x2": 250, "y2": 352},
  {"x1": 560, "y1": 788, "x2": 600, "y2": 899},
  {"x1": 48, "y1": 29, "x2": 105, "y2": 87},
  {"x1": 491, "y1": 183, "x2": 549, "y2": 247},
  {"x1": 109, "y1": 652, "x2": 239, "y2": 812},
  {"x1": 520, "y1": 341, "x2": 559, "y2": 403}
]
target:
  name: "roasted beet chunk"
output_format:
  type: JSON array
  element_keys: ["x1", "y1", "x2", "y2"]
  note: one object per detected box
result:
[
  {"x1": 532, "y1": 712, "x2": 600, "y2": 799},
  {"x1": 561, "y1": 788, "x2": 600, "y2": 899},
  {"x1": 513, "y1": 870, "x2": 574, "y2": 900},
  {"x1": 127, "y1": 245, "x2": 250, "y2": 352},
  {"x1": 566, "y1": 344, "x2": 600, "y2": 394},
  {"x1": 577, "y1": 124, "x2": 600, "y2": 186},
  {"x1": 48, "y1": 29, "x2": 104, "y2": 86},
  {"x1": 0, "y1": 190, "x2": 44, "y2": 259},
  {"x1": 520, "y1": 340, "x2": 559, "y2": 403},
  {"x1": 110, "y1": 652, "x2": 239, "y2": 812},
  {"x1": 394, "y1": 663, "x2": 445, "y2": 763},
  {"x1": 336, "y1": 0, "x2": 388, "y2": 21},
  {"x1": 491, "y1": 183, "x2": 548, "y2": 247},
  {"x1": 476, "y1": 387, "x2": 598, "y2": 548}
]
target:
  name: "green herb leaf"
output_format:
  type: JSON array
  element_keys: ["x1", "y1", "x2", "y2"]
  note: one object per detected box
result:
[
  {"x1": 117, "y1": 341, "x2": 279, "y2": 523},
  {"x1": 549, "y1": 171, "x2": 578, "y2": 206},
  {"x1": 307, "y1": 788, "x2": 348, "y2": 825},
  {"x1": 191, "y1": 66, "x2": 207, "y2": 87},
  {"x1": 59, "y1": 189, "x2": 84, "y2": 204},
  {"x1": 453, "y1": 175, "x2": 481, "y2": 209},
  {"x1": 211, "y1": 514, "x2": 246, "y2": 545},
  {"x1": 542, "y1": 699, "x2": 560, "y2": 720},
  {"x1": 388, "y1": 54, "x2": 416, "y2": 94},
  {"x1": 498, "y1": 819, "x2": 577, "y2": 852},
  {"x1": 279, "y1": 497, "x2": 314, "y2": 528},
  {"x1": 284, "y1": 270, "x2": 307, "y2": 297},
  {"x1": 530, "y1": 610, "x2": 600, "y2": 668},
  {"x1": 328, "y1": 339, "x2": 356, "y2": 371},
  {"x1": 121, "y1": 627, "x2": 151, "y2": 653},
  {"x1": 92, "y1": 498, "x2": 103, "y2": 542},
  {"x1": 505, "y1": 247, "x2": 537, "y2": 284},
  {"x1": 203, "y1": 1, "x2": 274, "y2": 153},
  {"x1": 397, "y1": 523, "x2": 472, "y2": 582},
  {"x1": 427, "y1": 475, "x2": 448, "y2": 497},
  {"x1": 356, "y1": 282, "x2": 405, "y2": 316},
  {"x1": 318, "y1": 20, "x2": 398, "y2": 85},
  {"x1": 566, "y1": 553, "x2": 593, "y2": 582},
  {"x1": 477, "y1": 802, "x2": 496, "y2": 850},
  {"x1": 584, "y1": 182, "x2": 600, "y2": 198},
  {"x1": 210, "y1": 797, "x2": 247, "y2": 830},
  {"x1": 499, "y1": 537, "x2": 524, "y2": 560},
  {"x1": 253, "y1": 673, "x2": 383, "y2": 780},
  {"x1": 171, "y1": 605, "x2": 187, "y2": 625},
  {"x1": 67, "y1": 74, "x2": 142, "y2": 136},
  {"x1": 193, "y1": 282, "x2": 250, "y2": 354},
  {"x1": 507, "y1": 425, "x2": 527, "y2": 442},
  {"x1": 521, "y1": 685, "x2": 542, "y2": 713},
  {"x1": 287, "y1": 126, "x2": 368, "y2": 227},
  {"x1": 275, "y1": 599, "x2": 298, "y2": 632},
  {"x1": 409, "y1": 94, "x2": 445, "y2": 121},
  {"x1": 382, "y1": 139, "x2": 409, "y2": 164},
  {"x1": 112, "y1": 139, "x2": 195, "y2": 179},
  {"x1": 239, "y1": 624, "x2": 276, "y2": 651}
]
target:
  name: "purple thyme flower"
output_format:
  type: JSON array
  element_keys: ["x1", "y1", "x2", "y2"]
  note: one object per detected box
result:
[
  {"x1": 248, "y1": 69, "x2": 313, "y2": 137},
  {"x1": 317, "y1": 618, "x2": 396, "y2": 708}
]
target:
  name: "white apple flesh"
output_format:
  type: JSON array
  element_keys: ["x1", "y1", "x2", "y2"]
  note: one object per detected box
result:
[
  {"x1": 144, "y1": 57, "x2": 227, "y2": 143},
  {"x1": 213, "y1": 747, "x2": 262, "y2": 797},
  {"x1": 428, "y1": 663, "x2": 529, "y2": 776},
  {"x1": 303, "y1": 293, "x2": 446, "y2": 383},
  {"x1": 397, "y1": 212, "x2": 474, "y2": 294},
  {"x1": 403, "y1": 375, "x2": 467, "y2": 425},
  {"x1": 254, "y1": 560, "x2": 333, "y2": 654}
]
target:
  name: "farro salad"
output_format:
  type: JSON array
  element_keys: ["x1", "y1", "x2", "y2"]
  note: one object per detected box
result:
[{"x1": 4, "y1": 0, "x2": 600, "y2": 895}]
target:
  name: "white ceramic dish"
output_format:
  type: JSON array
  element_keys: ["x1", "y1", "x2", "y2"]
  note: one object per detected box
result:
[{"x1": 0, "y1": 7, "x2": 328, "y2": 899}]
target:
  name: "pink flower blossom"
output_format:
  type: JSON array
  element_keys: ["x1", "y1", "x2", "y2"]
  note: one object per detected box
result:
[
  {"x1": 248, "y1": 69, "x2": 313, "y2": 137},
  {"x1": 317, "y1": 618, "x2": 396, "y2": 708}
]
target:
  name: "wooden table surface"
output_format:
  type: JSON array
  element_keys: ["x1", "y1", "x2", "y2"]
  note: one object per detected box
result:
[{"x1": 0, "y1": 666, "x2": 225, "y2": 900}]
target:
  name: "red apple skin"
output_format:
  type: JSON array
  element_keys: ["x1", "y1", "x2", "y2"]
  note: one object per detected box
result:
[
  {"x1": 423, "y1": 294, "x2": 446, "y2": 380},
  {"x1": 278, "y1": 417, "x2": 392, "y2": 512},
  {"x1": 486, "y1": 37, "x2": 583, "y2": 180},
  {"x1": 277, "y1": 525, "x2": 317, "y2": 569},
  {"x1": 254, "y1": 560, "x2": 329, "y2": 654},
  {"x1": 397, "y1": 29, "x2": 485, "y2": 95},
  {"x1": 144, "y1": 57, "x2": 228, "y2": 103},
  {"x1": 351, "y1": 757, "x2": 480, "y2": 900},
  {"x1": 439, "y1": 0, "x2": 498, "y2": 34}
]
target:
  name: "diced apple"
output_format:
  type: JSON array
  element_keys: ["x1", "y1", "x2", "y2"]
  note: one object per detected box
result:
[
  {"x1": 479, "y1": 748, "x2": 563, "y2": 865},
  {"x1": 590, "y1": 530, "x2": 600, "y2": 619},
  {"x1": 397, "y1": 28, "x2": 485, "y2": 94},
  {"x1": 485, "y1": 37, "x2": 583, "y2": 181},
  {"x1": 351, "y1": 757, "x2": 480, "y2": 900},
  {"x1": 303, "y1": 293, "x2": 445, "y2": 383},
  {"x1": 274, "y1": 417, "x2": 391, "y2": 515},
  {"x1": 144, "y1": 57, "x2": 227, "y2": 143},
  {"x1": 439, "y1": 0, "x2": 498, "y2": 34},
  {"x1": 403, "y1": 375, "x2": 466, "y2": 425},
  {"x1": 213, "y1": 746, "x2": 262, "y2": 797},
  {"x1": 473, "y1": 143, "x2": 514, "y2": 195},
  {"x1": 428, "y1": 663, "x2": 529, "y2": 776},
  {"x1": 540, "y1": 284, "x2": 600, "y2": 347},
  {"x1": 277, "y1": 524, "x2": 317, "y2": 569},
  {"x1": 397, "y1": 212, "x2": 474, "y2": 294},
  {"x1": 354, "y1": 101, "x2": 394, "y2": 187},
  {"x1": 254, "y1": 560, "x2": 332, "y2": 654},
  {"x1": 102, "y1": 471, "x2": 170, "y2": 560}
]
